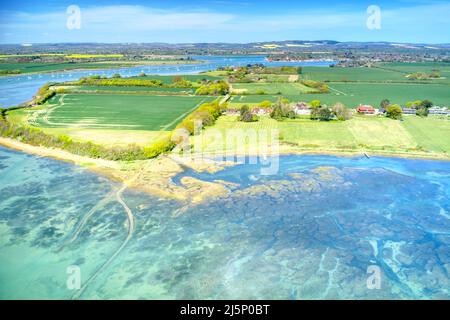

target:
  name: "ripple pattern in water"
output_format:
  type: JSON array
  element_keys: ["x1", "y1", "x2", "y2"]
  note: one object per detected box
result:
[{"x1": 0, "y1": 148, "x2": 449, "y2": 299}]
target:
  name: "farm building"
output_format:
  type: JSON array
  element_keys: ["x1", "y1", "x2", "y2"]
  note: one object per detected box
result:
[
  {"x1": 356, "y1": 104, "x2": 375, "y2": 114},
  {"x1": 402, "y1": 107, "x2": 416, "y2": 115},
  {"x1": 429, "y1": 106, "x2": 450, "y2": 116},
  {"x1": 294, "y1": 102, "x2": 311, "y2": 115},
  {"x1": 225, "y1": 109, "x2": 240, "y2": 116},
  {"x1": 251, "y1": 107, "x2": 272, "y2": 115}
]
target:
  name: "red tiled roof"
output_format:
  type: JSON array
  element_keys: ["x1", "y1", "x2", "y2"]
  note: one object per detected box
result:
[{"x1": 356, "y1": 105, "x2": 375, "y2": 112}]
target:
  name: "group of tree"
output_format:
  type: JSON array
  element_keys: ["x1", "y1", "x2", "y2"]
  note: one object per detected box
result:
[
  {"x1": 239, "y1": 105, "x2": 258, "y2": 122},
  {"x1": 265, "y1": 66, "x2": 302, "y2": 75},
  {"x1": 175, "y1": 101, "x2": 224, "y2": 135},
  {"x1": 0, "y1": 70, "x2": 21, "y2": 75},
  {"x1": 407, "y1": 71, "x2": 441, "y2": 80},
  {"x1": 171, "y1": 76, "x2": 193, "y2": 88},
  {"x1": 0, "y1": 117, "x2": 150, "y2": 161},
  {"x1": 310, "y1": 101, "x2": 333, "y2": 121},
  {"x1": 195, "y1": 80, "x2": 230, "y2": 95},
  {"x1": 331, "y1": 103, "x2": 353, "y2": 121},
  {"x1": 386, "y1": 104, "x2": 403, "y2": 120},
  {"x1": 301, "y1": 80, "x2": 329, "y2": 93},
  {"x1": 379, "y1": 99, "x2": 403, "y2": 119},
  {"x1": 75, "y1": 75, "x2": 195, "y2": 89},
  {"x1": 258, "y1": 100, "x2": 272, "y2": 109},
  {"x1": 77, "y1": 75, "x2": 165, "y2": 87},
  {"x1": 380, "y1": 98, "x2": 434, "y2": 119},
  {"x1": 405, "y1": 99, "x2": 433, "y2": 117},
  {"x1": 34, "y1": 83, "x2": 56, "y2": 105},
  {"x1": 270, "y1": 97, "x2": 295, "y2": 120},
  {"x1": 310, "y1": 100, "x2": 351, "y2": 121},
  {"x1": 220, "y1": 65, "x2": 302, "y2": 83}
]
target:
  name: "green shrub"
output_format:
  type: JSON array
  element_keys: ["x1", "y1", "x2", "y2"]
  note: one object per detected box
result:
[
  {"x1": 332, "y1": 103, "x2": 352, "y2": 121},
  {"x1": 309, "y1": 100, "x2": 321, "y2": 108},
  {"x1": 416, "y1": 108, "x2": 429, "y2": 117},
  {"x1": 77, "y1": 76, "x2": 164, "y2": 87},
  {"x1": 195, "y1": 81, "x2": 229, "y2": 95},
  {"x1": 34, "y1": 83, "x2": 56, "y2": 105},
  {"x1": 0, "y1": 70, "x2": 21, "y2": 75},
  {"x1": 386, "y1": 104, "x2": 403, "y2": 120},
  {"x1": 143, "y1": 135, "x2": 175, "y2": 158},
  {"x1": 311, "y1": 107, "x2": 333, "y2": 121},
  {"x1": 301, "y1": 80, "x2": 329, "y2": 93},
  {"x1": 258, "y1": 100, "x2": 272, "y2": 109},
  {"x1": 239, "y1": 105, "x2": 257, "y2": 122},
  {"x1": 170, "y1": 76, "x2": 193, "y2": 88},
  {"x1": 0, "y1": 119, "x2": 151, "y2": 161}
]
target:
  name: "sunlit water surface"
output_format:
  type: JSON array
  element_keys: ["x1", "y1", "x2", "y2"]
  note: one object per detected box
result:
[{"x1": 0, "y1": 147, "x2": 449, "y2": 299}]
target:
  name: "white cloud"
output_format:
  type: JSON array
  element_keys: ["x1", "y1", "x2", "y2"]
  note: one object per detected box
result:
[
  {"x1": 0, "y1": 2, "x2": 449, "y2": 43},
  {"x1": 0, "y1": 5, "x2": 235, "y2": 32}
]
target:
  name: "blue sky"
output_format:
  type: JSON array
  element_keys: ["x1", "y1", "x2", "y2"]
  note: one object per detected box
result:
[{"x1": 1, "y1": 0, "x2": 449, "y2": 44}]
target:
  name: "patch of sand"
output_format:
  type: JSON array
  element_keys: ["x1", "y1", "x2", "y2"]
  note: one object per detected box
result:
[{"x1": 288, "y1": 75, "x2": 299, "y2": 82}]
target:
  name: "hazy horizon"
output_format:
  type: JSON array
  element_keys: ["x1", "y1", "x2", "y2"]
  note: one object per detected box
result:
[
  {"x1": 1, "y1": 0, "x2": 450, "y2": 45},
  {"x1": 1, "y1": 40, "x2": 450, "y2": 46}
]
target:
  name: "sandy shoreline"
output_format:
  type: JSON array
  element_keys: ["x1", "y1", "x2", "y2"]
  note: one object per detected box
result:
[
  {"x1": 0, "y1": 137, "x2": 235, "y2": 205},
  {"x1": 1, "y1": 137, "x2": 449, "y2": 205}
]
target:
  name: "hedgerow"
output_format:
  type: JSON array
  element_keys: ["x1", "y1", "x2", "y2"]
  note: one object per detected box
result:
[{"x1": 0, "y1": 119, "x2": 148, "y2": 161}]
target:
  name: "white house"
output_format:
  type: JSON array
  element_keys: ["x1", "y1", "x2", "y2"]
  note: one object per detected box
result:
[
  {"x1": 429, "y1": 106, "x2": 450, "y2": 116},
  {"x1": 293, "y1": 102, "x2": 311, "y2": 115}
]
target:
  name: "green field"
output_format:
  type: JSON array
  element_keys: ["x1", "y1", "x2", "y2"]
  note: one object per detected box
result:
[
  {"x1": 228, "y1": 62, "x2": 450, "y2": 108},
  {"x1": 63, "y1": 85, "x2": 195, "y2": 94},
  {"x1": 30, "y1": 93, "x2": 215, "y2": 131},
  {"x1": 301, "y1": 66, "x2": 408, "y2": 82},
  {"x1": 318, "y1": 82, "x2": 450, "y2": 107},
  {"x1": 302, "y1": 63, "x2": 450, "y2": 84},
  {"x1": 379, "y1": 62, "x2": 450, "y2": 74},
  {"x1": 232, "y1": 82, "x2": 316, "y2": 95},
  {"x1": 230, "y1": 82, "x2": 450, "y2": 107},
  {"x1": 230, "y1": 95, "x2": 304, "y2": 105},
  {"x1": 253, "y1": 74, "x2": 293, "y2": 82},
  {"x1": 197, "y1": 115, "x2": 450, "y2": 156},
  {"x1": 130, "y1": 74, "x2": 221, "y2": 84},
  {"x1": 0, "y1": 62, "x2": 129, "y2": 74},
  {"x1": 402, "y1": 117, "x2": 450, "y2": 153}
]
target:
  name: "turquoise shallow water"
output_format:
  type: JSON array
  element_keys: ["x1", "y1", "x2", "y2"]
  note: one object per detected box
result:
[{"x1": 0, "y1": 146, "x2": 449, "y2": 299}]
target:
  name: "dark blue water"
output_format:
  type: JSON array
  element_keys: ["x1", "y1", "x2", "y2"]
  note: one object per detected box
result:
[{"x1": 0, "y1": 147, "x2": 449, "y2": 299}]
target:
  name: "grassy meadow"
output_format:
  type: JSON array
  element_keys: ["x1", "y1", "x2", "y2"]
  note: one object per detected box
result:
[
  {"x1": 63, "y1": 85, "x2": 195, "y2": 94},
  {"x1": 196, "y1": 115, "x2": 450, "y2": 157},
  {"x1": 4, "y1": 63, "x2": 449, "y2": 157},
  {"x1": 130, "y1": 74, "x2": 221, "y2": 84},
  {"x1": 303, "y1": 62, "x2": 450, "y2": 84},
  {"x1": 228, "y1": 62, "x2": 450, "y2": 108},
  {"x1": 301, "y1": 66, "x2": 408, "y2": 82},
  {"x1": 313, "y1": 82, "x2": 450, "y2": 107},
  {"x1": 231, "y1": 82, "x2": 317, "y2": 95},
  {"x1": 27, "y1": 93, "x2": 215, "y2": 131}
]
